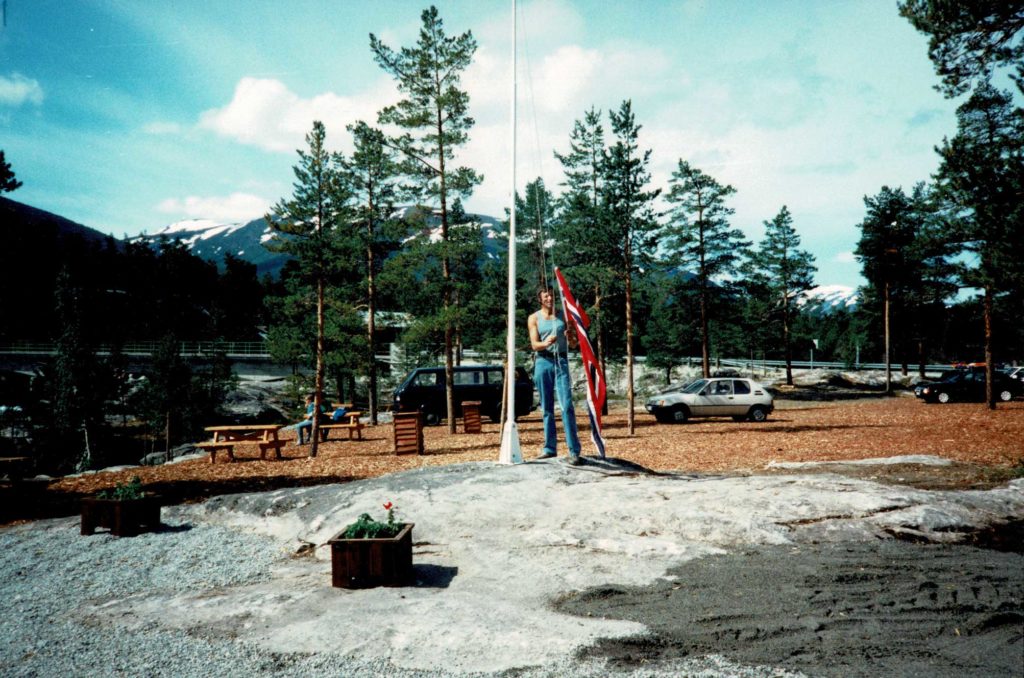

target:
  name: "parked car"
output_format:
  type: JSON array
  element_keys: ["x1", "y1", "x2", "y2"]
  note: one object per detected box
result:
[
  {"x1": 914, "y1": 369, "x2": 965, "y2": 398},
  {"x1": 392, "y1": 365, "x2": 534, "y2": 425},
  {"x1": 917, "y1": 369, "x2": 1022, "y2": 403},
  {"x1": 645, "y1": 378, "x2": 774, "y2": 423},
  {"x1": 1004, "y1": 366, "x2": 1024, "y2": 381}
]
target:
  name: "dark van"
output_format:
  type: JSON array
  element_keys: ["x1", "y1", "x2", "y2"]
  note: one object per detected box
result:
[{"x1": 392, "y1": 365, "x2": 534, "y2": 425}]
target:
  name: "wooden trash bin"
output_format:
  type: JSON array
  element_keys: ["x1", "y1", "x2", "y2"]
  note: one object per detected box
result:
[
  {"x1": 462, "y1": 400, "x2": 482, "y2": 434},
  {"x1": 393, "y1": 412, "x2": 423, "y2": 455}
]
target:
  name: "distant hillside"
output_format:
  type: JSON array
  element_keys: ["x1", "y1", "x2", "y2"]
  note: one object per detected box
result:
[
  {"x1": 1, "y1": 196, "x2": 117, "y2": 249},
  {"x1": 135, "y1": 208, "x2": 507, "y2": 279}
]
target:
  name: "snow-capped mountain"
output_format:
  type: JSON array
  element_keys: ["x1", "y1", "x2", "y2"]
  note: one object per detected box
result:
[
  {"x1": 796, "y1": 284, "x2": 860, "y2": 314},
  {"x1": 136, "y1": 210, "x2": 507, "y2": 278},
  {"x1": 131, "y1": 217, "x2": 289, "y2": 278}
]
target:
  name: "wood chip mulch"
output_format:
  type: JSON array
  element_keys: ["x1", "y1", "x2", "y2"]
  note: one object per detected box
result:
[{"x1": 5, "y1": 397, "x2": 1023, "y2": 524}]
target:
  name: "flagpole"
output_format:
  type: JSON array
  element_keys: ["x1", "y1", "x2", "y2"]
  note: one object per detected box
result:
[{"x1": 499, "y1": 0, "x2": 523, "y2": 464}]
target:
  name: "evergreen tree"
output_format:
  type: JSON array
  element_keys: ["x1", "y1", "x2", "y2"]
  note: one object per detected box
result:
[
  {"x1": 341, "y1": 121, "x2": 404, "y2": 424},
  {"x1": 371, "y1": 5, "x2": 481, "y2": 433},
  {"x1": 45, "y1": 267, "x2": 100, "y2": 473},
  {"x1": 899, "y1": 0, "x2": 1024, "y2": 97},
  {"x1": 514, "y1": 177, "x2": 556, "y2": 292},
  {"x1": 0, "y1": 150, "x2": 22, "y2": 193},
  {"x1": 552, "y1": 108, "x2": 615, "y2": 376},
  {"x1": 854, "y1": 186, "x2": 919, "y2": 392},
  {"x1": 266, "y1": 121, "x2": 353, "y2": 456},
  {"x1": 601, "y1": 101, "x2": 661, "y2": 434},
  {"x1": 664, "y1": 161, "x2": 749, "y2": 379},
  {"x1": 934, "y1": 83, "x2": 1024, "y2": 407},
  {"x1": 746, "y1": 206, "x2": 817, "y2": 385}
]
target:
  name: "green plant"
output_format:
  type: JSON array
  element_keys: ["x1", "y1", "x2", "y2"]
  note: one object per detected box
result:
[
  {"x1": 341, "y1": 501, "x2": 401, "y2": 539},
  {"x1": 96, "y1": 476, "x2": 145, "y2": 501}
]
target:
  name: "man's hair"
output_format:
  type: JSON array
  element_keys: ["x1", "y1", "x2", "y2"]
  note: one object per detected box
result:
[{"x1": 536, "y1": 286, "x2": 553, "y2": 299}]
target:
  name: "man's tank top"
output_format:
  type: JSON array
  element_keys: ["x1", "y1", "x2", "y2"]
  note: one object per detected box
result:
[{"x1": 535, "y1": 311, "x2": 568, "y2": 356}]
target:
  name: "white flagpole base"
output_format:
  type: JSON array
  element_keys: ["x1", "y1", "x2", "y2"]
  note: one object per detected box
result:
[{"x1": 498, "y1": 419, "x2": 523, "y2": 464}]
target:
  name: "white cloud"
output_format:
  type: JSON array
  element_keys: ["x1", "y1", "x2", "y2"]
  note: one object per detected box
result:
[
  {"x1": 198, "y1": 77, "x2": 397, "y2": 153},
  {"x1": 156, "y1": 192, "x2": 272, "y2": 222},
  {"x1": 834, "y1": 251, "x2": 857, "y2": 263},
  {"x1": 0, "y1": 73, "x2": 44, "y2": 106}
]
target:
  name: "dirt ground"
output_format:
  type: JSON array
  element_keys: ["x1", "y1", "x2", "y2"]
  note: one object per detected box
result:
[{"x1": 4, "y1": 395, "x2": 1024, "y2": 524}]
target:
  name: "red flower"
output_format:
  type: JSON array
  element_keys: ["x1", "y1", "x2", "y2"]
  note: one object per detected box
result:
[{"x1": 383, "y1": 502, "x2": 393, "y2": 510}]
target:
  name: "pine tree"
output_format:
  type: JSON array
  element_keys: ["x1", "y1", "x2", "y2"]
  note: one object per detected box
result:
[
  {"x1": 371, "y1": 5, "x2": 482, "y2": 433},
  {"x1": 341, "y1": 121, "x2": 403, "y2": 425},
  {"x1": 665, "y1": 161, "x2": 749, "y2": 379},
  {"x1": 0, "y1": 150, "x2": 22, "y2": 193},
  {"x1": 553, "y1": 108, "x2": 615, "y2": 378},
  {"x1": 899, "y1": 0, "x2": 1024, "y2": 97},
  {"x1": 601, "y1": 101, "x2": 661, "y2": 435},
  {"x1": 266, "y1": 121, "x2": 353, "y2": 456},
  {"x1": 934, "y1": 83, "x2": 1024, "y2": 407},
  {"x1": 746, "y1": 206, "x2": 817, "y2": 386}
]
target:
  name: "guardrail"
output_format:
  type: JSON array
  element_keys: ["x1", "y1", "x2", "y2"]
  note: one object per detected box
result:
[
  {"x1": 0, "y1": 341, "x2": 271, "y2": 358},
  {"x1": 0, "y1": 343, "x2": 961, "y2": 373}
]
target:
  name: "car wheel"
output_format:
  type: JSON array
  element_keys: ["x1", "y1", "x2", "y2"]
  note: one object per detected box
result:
[
  {"x1": 937, "y1": 392, "x2": 951, "y2": 404},
  {"x1": 998, "y1": 389, "x2": 1013, "y2": 402},
  {"x1": 748, "y1": 406, "x2": 768, "y2": 422},
  {"x1": 671, "y1": 406, "x2": 689, "y2": 423},
  {"x1": 424, "y1": 412, "x2": 440, "y2": 426}
]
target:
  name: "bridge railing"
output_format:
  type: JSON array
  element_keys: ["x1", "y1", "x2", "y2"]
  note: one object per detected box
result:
[{"x1": 0, "y1": 341, "x2": 271, "y2": 358}]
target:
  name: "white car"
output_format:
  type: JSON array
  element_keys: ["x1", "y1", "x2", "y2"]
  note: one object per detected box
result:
[{"x1": 645, "y1": 377, "x2": 774, "y2": 423}]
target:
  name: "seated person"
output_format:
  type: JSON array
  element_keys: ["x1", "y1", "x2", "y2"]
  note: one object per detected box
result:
[
  {"x1": 295, "y1": 394, "x2": 326, "y2": 445},
  {"x1": 330, "y1": 404, "x2": 349, "y2": 422}
]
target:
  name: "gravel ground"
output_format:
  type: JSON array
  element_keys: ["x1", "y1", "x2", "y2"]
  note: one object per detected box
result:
[{"x1": 1, "y1": 497, "x2": 809, "y2": 678}]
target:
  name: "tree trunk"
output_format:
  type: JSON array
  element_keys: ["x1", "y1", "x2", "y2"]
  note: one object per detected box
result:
[
  {"x1": 782, "y1": 295, "x2": 793, "y2": 386},
  {"x1": 595, "y1": 283, "x2": 609, "y2": 416},
  {"x1": 699, "y1": 284, "x2": 710, "y2": 379},
  {"x1": 883, "y1": 279, "x2": 891, "y2": 396},
  {"x1": 367, "y1": 211, "x2": 378, "y2": 425},
  {"x1": 437, "y1": 117, "x2": 456, "y2": 434},
  {"x1": 984, "y1": 286, "x2": 994, "y2": 410},
  {"x1": 625, "y1": 250, "x2": 635, "y2": 436},
  {"x1": 918, "y1": 339, "x2": 926, "y2": 379},
  {"x1": 310, "y1": 276, "x2": 325, "y2": 458}
]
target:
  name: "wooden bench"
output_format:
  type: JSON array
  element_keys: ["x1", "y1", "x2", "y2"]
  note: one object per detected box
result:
[
  {"x1": 258, "y1": 439, "x2": 289, "y2": 460},
  {"x1": 196, "y1": 441, "x2": 235, "y2": 463},
  {"x1": 0, "y1": 456, "x2": 31, "y2": 481},
  {"x1": 319, "y1": 411, "x2": 364, "y2": 441}
]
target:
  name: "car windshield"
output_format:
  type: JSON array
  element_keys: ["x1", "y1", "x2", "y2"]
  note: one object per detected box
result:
[
  {"x1": 682, "y1": 379, "x2": 708, "y2": 394},
  {"x1": 660, "y1": 380, "x2": 695, "y2": 394}
]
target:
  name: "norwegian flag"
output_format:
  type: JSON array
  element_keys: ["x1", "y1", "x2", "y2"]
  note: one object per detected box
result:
[{"x1": 554, "y1": 267, "x2": 607, "y2": 458}]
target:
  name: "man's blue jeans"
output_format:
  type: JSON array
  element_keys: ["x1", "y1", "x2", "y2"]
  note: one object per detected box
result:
[{"x1": 534, "y1": 355, "x2": 581, "y2": 457}]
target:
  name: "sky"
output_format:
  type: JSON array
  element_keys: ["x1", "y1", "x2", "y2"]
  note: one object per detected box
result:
[{"x1": 1, "y1": 0, "x2": 966, "y2": 288}]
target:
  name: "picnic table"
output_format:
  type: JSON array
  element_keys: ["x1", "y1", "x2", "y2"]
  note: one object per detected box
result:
[
  {"x1": 197, "y1": 424, "x2": 287, "y2": 463},
  {"x1": 318, "y1": 410, "x2": 365, "y2": 441}
]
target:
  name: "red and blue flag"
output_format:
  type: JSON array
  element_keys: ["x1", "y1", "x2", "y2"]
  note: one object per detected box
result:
[{"x1": 554, "y1": 267, "x2": 607, "y2": 458}]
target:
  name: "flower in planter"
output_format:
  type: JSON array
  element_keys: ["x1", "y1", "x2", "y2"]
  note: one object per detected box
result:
[
  {"x1": 342, "y1": 501, "x2": 401, "y2": 539},
  {"x1": 96, "y1": 476, "x2": 145, "y2": 500}
]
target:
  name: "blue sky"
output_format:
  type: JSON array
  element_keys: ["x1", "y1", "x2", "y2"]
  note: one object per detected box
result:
[{"x1": 2, "y1": 0, "x2": 963, "y2": 287}]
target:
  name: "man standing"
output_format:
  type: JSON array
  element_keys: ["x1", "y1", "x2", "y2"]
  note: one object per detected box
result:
[{"x1": 528, "y1": 286, "x2": 582, "y2": 464}]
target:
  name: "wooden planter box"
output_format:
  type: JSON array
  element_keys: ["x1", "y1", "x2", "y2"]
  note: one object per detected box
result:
[
  {"x1": 328, "y1": 523, "x2": 414, "y2": 589},
  {"x1": 80, "y1": 495, "x2": 162, "y2": 537}
]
